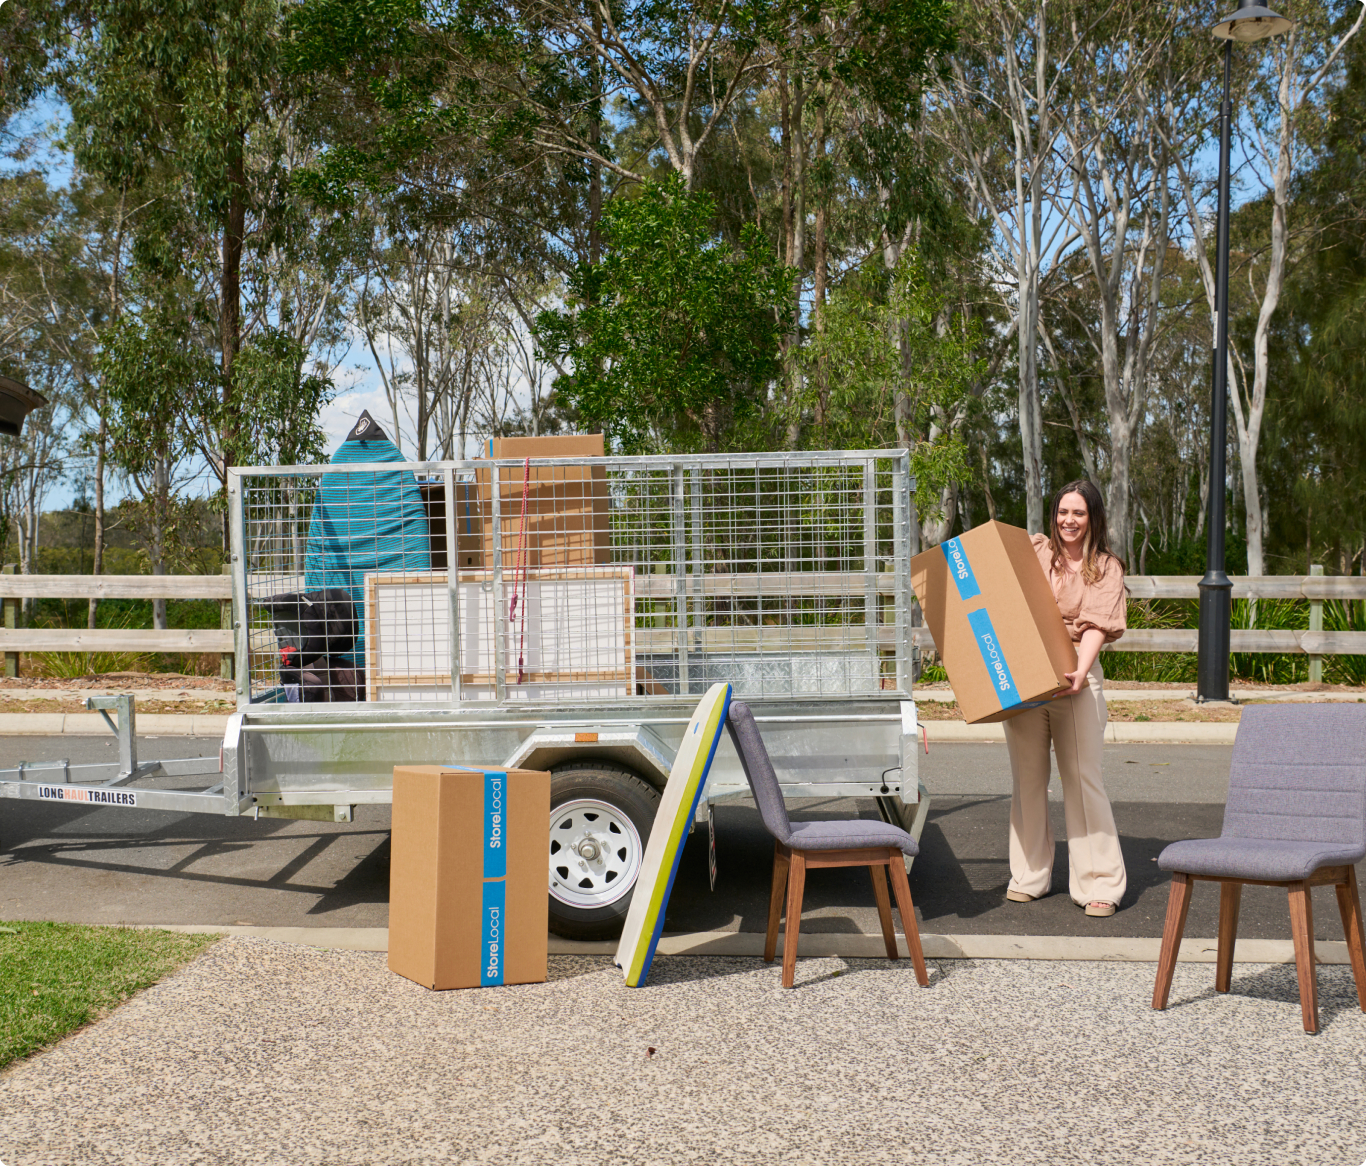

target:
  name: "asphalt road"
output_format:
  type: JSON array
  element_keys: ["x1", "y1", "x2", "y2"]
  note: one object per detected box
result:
[{"x1": 2, "y1": 735, "x2": 1361, "y2": 942}]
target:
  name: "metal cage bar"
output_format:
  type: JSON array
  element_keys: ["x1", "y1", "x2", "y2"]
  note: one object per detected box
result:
[{"x1": 231, "y1": 451, "x2": 912, "y2": 710}]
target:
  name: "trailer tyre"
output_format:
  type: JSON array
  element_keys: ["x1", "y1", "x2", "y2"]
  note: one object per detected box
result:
[{"x1": 548, "y1": 763, "x2": 660, "y2": 941}]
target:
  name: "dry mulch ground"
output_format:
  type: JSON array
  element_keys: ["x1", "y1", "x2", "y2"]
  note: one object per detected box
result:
[
  {"x1": 0, "y1": 673, "x2": 233, "y2": 692},
  {"x1": 0, "y1": 673, "x2": 235, "y2": 715},
  {"x1": 0, "y1": 695, "x2": 236, "y2": 715}
]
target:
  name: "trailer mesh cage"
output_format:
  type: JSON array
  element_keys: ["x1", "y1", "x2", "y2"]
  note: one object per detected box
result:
[{"x1": 229, "y1": 452, "x2": 915, "y2": 707}]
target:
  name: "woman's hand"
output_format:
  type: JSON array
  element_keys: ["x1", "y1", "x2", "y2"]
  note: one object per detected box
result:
[{"x1": 1064, "y1": 628, "x2": 1108, "y2": 696}]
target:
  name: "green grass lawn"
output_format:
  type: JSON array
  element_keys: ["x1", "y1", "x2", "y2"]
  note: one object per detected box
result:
[{"x1": 0, "y1": 922, "x2": 219, "y2": 1070}]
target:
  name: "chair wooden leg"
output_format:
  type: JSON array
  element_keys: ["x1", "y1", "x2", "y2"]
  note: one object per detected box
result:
[
  {"x1": 1334, "y1": 867, "x2": 1366, "y2": 1013},
  {"x1": 781, "y1": 851, "x2": 807, "y2": 989},
  {"x1": 887, "y1": 852, "x2": 929, "y2": 987},
  {"x1": 1215, "y1": 881, "x2": 1242, "y2": 993},
  {"x1": 870, "y1": 863, "x2": 898, "y2": 961},
  {"x1": 1152, "y1": 872, "x2": 1193, "y2": 1010},
  {"x1": 1288, "y1": 880, "x2": 1319, "y2": 1034},
  {"x1": 765, "y1": 843, "x2": 790, "y2": 964}
]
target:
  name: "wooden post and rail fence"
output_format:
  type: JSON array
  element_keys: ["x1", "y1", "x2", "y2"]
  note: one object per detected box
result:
[{"x1": 1, "y1": 568, "x2": 1364, "y2": 680}]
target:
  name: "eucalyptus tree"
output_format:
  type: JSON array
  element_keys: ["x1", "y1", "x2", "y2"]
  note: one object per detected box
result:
[
  {"x1": 800, "y1": 248, "x2": 980, "y2": 550},
  {"x1": 1259, "y1": 23, "x2": 1366, "y2": 574},
  {"x1": 352, "y1": 217, "x2": 522, "y2": 460},
  {"x1": 0, "y1": 0, "x2": 68, "y2": 133},
  {"x1": 97, "y1": 308, "x2": 213, "y2": 628},
  {"x1": 927, "y1": 0, "x2": 1084, "y2": 534},
  {"x1": 1166, "y1": 0, "x2": 1365, "y2": 576},
  {"x1": 1038, "y1": 1, "x2": 1200, "y2": 564},
  {"x1": 535, "y1": 175, "x2": 795, "y2": 453},
  {"x1": 63, "y1": 0, "x2": 291, "y2": 542},
  {"x1": 0, "y1": 167, "x2": 118, "y2": 605}
]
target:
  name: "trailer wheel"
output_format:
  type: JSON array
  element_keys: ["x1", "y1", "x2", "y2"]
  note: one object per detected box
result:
[{"x1": 548, "y1": 763, "x2": 660, "y2": 941}]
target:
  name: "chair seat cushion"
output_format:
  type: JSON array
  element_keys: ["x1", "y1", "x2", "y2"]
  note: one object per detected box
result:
[
  {"x1": 1158, "y1": 836, "x2": 1365, "y2": 882},
  {"x1": 787, "y1": 819, "x2": 919, "y2": 856}
]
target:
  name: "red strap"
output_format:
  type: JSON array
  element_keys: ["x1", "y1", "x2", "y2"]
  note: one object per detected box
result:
[{"x1": 508, "y1": 457, "x2": 531, "y2": 683}]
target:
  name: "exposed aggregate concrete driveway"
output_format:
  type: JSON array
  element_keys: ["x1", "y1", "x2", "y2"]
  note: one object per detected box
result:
[{"x1": 2, "y1": 937, "x2": 1365, "y2": 1166}]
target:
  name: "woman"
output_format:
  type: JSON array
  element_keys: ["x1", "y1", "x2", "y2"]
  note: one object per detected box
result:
[{"x1": 1004, "y1": 479, "x2": 1128, "y2": 917}]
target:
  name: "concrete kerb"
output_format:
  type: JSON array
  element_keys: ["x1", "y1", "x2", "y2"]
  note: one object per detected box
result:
[
  {"x1": 0, "y1": 713, "x2": 232, "y2": 736},
  {"x1": 924, "y1": 720, "x2": 1239, "y2": 744},
  {"x1": 141, "y1": 924, "x2": 1352, "y2": 965}
]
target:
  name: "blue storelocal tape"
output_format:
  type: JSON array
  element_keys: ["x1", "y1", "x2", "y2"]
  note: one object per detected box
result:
[
  {"x1": 481, "y1": 770, "x2": 508, "y2": 985},
  {"x1": 480, "y1": 879, "x2": 506, "y2": 987},
  {"x1": 941, "y1": 537, "x2": 982, "y2": 602},
  {"x1": 966, "y1": 608, "x2": 1021, "y2": 709},
  {"x1": 483, "y1": 771, "x2": 507, "y2": 880}
]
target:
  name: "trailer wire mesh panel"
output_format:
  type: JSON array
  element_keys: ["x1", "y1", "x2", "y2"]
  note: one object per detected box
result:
[{"x1": 231, "y1": 452, "x2": 914, "y2": 707}]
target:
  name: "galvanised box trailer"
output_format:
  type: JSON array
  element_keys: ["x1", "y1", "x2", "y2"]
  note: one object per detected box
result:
[{"x1": 1, "y1": 450, "x2": 929, "y2": 940}]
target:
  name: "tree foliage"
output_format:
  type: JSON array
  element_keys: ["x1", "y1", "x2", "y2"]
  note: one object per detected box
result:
[
  {"x1": 802, "y1": 249, "x2": 978, "y2": 513},
  {"x1": 535, "y1": 175, "x2": 795, "y2": 452}
]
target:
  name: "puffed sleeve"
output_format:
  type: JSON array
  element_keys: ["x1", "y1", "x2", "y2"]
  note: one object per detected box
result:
[
  {"x1": 1076, "y1": 555, "x2": 1127, "y2": 643},
  {"x1": 1030, "y1": 532, "x2": 1053, "y2": 575}
]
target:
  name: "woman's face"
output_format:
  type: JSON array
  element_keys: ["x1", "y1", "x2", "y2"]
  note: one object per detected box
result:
[{"x1": 1056, "y1": 492, "x2": 1090, "y2": 551}]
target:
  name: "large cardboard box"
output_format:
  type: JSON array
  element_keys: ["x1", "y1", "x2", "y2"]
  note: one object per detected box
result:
[
  {"x1": 477, "y1": 434, "x2": 610, "y2": 569},
  {"x1": 418, "y1": 479, "x2": 485, "y2": 571},
  {"x1": 910, "y1": 521, "x2": 1077, "y2": 725},
  {"x1": 389, "y1": 765, "x2": 550, "y2": 989}
]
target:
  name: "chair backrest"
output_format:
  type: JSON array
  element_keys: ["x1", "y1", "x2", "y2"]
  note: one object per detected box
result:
[
  {"x1": 726, "y1": 701, "x2": 793, "y2": 845},
  {"x1": 1223, "y1": 704, "x2": 1366, "y2": 849}
]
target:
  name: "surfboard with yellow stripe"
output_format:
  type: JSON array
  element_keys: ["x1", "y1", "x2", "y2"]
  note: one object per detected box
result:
[{"x1": 614, "y1": 682, "x2": 732, "y2": 987}]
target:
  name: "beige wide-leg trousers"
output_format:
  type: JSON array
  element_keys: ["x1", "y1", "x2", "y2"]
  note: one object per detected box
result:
[{"x1": 1001, "y1": 659, "x2": 1127, "y2": 906}]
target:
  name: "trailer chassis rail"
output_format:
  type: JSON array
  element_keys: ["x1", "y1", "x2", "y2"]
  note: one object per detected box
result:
[{"x1": 0, "y1": 695, "x2": 236, "y2": 815}]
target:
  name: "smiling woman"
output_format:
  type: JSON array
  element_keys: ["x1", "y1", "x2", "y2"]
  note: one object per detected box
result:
[{"x1": 1002, "y1": 479, "x2": 1129, "y2": 918}]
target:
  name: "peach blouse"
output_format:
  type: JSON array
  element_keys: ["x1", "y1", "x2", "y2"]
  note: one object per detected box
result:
[{"x1": 1030, "y1": 533, "x2": 1127, "y2": 645}]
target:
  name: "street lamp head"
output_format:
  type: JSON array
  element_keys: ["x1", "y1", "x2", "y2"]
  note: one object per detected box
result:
[
  {"x1": 0, "y1": 375, "x2": 46, "y2": 438},
  {"x1": 1212, "y1": 2, "x2": 1293, "y2": 41}
]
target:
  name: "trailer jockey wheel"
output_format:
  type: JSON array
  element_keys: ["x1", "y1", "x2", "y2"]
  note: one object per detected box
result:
[{"x1": 547, "y1": 763, "x2": 660, "y2": 941}]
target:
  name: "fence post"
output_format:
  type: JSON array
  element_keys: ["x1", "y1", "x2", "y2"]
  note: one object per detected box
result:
[
  {"x1": 2, "y1": 564, "x2": 16, "y2": 678},
  {"x1": 1308, "y1": 563, "x2": 1324, "y2": 684},
  {"x1": 219, "y1": 563, "x2": 235, "y2": 681}
]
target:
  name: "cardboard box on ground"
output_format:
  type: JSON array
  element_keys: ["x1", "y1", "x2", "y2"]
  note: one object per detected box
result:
[
  {"x1": 911, "y1": 520, "x2": 1078, "y2": 725},
  {"x1": 421, "y1": 434, "x2": 611, "y2": 570},
  {"x1": 389, "y1": 765, "x2": 551, "y2": 990}
]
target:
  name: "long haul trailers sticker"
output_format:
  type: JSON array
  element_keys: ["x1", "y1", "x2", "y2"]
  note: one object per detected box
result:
[{"x1": 36, "y1": 786, "x2": 138, "y2": 807}]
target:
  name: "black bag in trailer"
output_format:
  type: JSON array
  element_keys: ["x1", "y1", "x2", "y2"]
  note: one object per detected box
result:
[{"x1": 260, "y1": 588, "x2": 361, "y2": 703}]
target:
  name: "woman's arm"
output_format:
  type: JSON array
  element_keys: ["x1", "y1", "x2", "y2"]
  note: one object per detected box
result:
[{"x1": 1064, "y1": 628, "x2": 1107, "y2": 695}]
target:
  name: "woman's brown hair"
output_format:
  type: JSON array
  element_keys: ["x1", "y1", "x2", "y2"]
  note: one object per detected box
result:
[{"x1": 1047, "y1": 479, "x2": 1118, "y2": 583}]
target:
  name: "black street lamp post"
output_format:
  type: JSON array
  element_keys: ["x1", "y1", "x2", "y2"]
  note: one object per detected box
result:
[{"x1": 1197, "y1": 3, "x2": 1293, "y2": 703}]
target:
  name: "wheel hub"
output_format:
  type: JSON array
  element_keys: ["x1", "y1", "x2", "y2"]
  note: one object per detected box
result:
[{"x1": 549, "y1": 798, "x2": 643, "y2": 909}]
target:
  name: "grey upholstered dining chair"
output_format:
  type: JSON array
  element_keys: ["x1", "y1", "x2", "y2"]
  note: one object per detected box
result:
[
  {"x1": 726, "y1": 700, "x2": 929, "y2": 989},
  {"x1": 1151, "y1": 704, "x2": 1366, "y2": 1033}
]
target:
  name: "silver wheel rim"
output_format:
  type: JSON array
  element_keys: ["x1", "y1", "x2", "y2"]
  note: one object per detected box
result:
[{"x1": 549, "y1": 798, "x2": 643, "y2": 910}]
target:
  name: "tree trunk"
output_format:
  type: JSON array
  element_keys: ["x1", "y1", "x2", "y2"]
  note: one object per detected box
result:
[
  {"x1": 151, "y1": 457, "x2": 169, "y2": 632},
  {"x1": 812, "y1": 94, "x2": 828, "y2": 433},
  {"x1": 782, "y1": 66, "x2": 807, "y2": 451},
  {"x1": 1228, "y1": 94, "x2": 1290, "y2": 579},
  {"x1": 1017, "y1": 277, "x2": 1044, "y2": 533},
  {"x1": 88, "y1": 409, "x2": 106, "y2": 629},
  {"x1": 590, "y1": 4, "x2": 603, "y2": 265},
  {"x1": 220, "y1": 140, "x2": 247, "y2": 556},
  {"x1": 92, "y1": 186, "x2": 124, "y2": 629}
]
